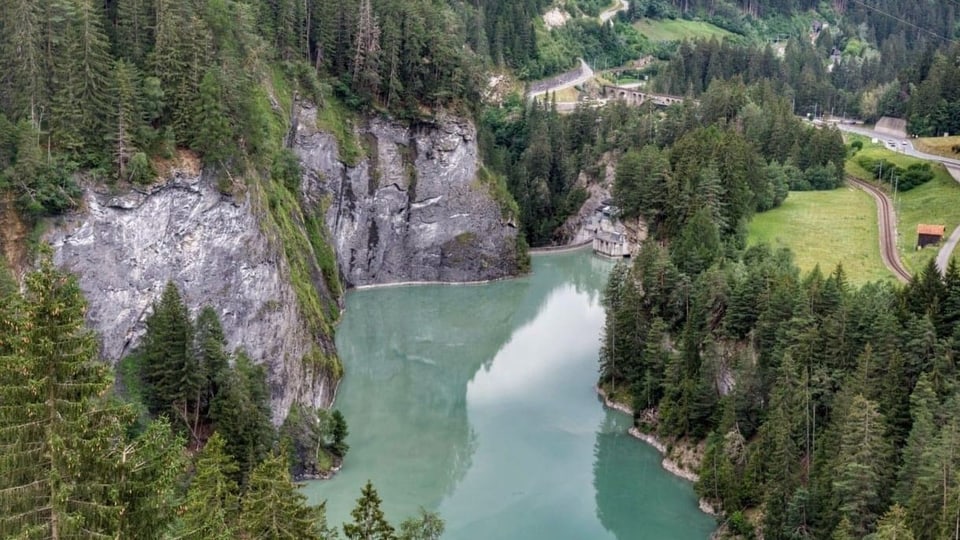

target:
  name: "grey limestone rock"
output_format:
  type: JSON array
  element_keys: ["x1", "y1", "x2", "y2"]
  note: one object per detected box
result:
[
  {"x1": 293, "y1": 103, "x2": 521, "y2": 287},
  {"x1": 46, "y1": 166, "x2": 336, "y2": 425}
]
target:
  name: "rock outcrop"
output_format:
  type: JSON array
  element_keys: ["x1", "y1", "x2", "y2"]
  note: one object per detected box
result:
[
  {"x1": 43, "y1": 104, "x2": 520, "y2": 424},
  {"x1": 46, "y1": 156, "x2": 337, "y2": 424},
  {"x1": 293, "y1": 103, "x2": 521, "y2": 287}
]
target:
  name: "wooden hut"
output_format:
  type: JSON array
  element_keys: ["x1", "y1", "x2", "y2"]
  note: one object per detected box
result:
[{"x1": 917, "y1": 224, "x2": 946, "y2": 248}]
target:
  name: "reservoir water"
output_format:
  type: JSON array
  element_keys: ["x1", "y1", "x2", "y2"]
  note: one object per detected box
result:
[{"x1": 304, "y1": 249, "x2": 716, "y2": 539}]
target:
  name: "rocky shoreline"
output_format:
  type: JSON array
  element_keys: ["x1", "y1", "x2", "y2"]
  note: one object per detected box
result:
[{"x1": 595, "y1": 386, "x2": 718, "y2": 516}]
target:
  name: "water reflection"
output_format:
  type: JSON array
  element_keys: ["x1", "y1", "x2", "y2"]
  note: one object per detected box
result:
[{"x1": 305, "y1": 250, "x2": 713, "y2": 539}]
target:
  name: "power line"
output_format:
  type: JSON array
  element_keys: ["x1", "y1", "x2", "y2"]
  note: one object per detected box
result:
[{"x1": 848, "y1": 0, "x2": 958, "y2": 45}]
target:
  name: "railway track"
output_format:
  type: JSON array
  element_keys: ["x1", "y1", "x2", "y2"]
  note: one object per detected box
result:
[{"x1": 847, "y1": 175, "x2": 913, "y2": 283}]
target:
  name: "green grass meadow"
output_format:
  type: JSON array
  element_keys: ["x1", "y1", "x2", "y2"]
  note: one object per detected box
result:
[
  {"x1": 632, "y1": 18, "x2": 735, "y2": 42},
  {"x1": 747, "y1": 189, "x2": 893, "y2": 285},
  {"x1": 845, "y1": 134, "x2": 960, "y2": 274}
]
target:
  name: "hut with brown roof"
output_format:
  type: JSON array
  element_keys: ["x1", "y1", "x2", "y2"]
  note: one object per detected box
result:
[{"x1": 917, "y1": 224, "x2": 946, "y2": 248}]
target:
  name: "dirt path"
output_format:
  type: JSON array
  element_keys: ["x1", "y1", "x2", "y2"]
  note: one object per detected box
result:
[
  {"x1": 599, "y1": 0, "x2": 628, "y2": 23},
  {"x1": 848, "y1": 176, "x2": 912, "y2": 282}
]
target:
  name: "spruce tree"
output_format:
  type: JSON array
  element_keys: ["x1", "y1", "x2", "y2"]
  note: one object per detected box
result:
[
  {"x1": 180, "y1": 432, "x2": 241, "y2": 540},
  {"x1": 73, "y1": 0, "x2": 112, "y2": 147},
  {"x1": 0, "y1": 253, "x2": 180, "y2": 537},
  {"x1": 194, "y1": 305, "x2": 230, "y2": 417},
  {"x1": 873, "y1": 505, "x2": 914, "y2": 540},
  {"x1": 109, "y1": 59, "x2": 143, "y2": 182},
  {"x1": 192, "y1": 70, "x2": 235, "y2": 164},
  {"x1": 833, "y1": 395, "x2": 892, "y2": 536},
  {"x1": 344, "y1": 480, "x2": 396, "y2": 540},
  {"x1": 0, "y1": 0, "x2": 43, "y2": 123},
  {"x1": 240, "y1": 449, "x2": 328, "y2": 540},
  {"x1": 209, "y1": 352, "x2": 275, "y2": 478},
  {"x1": 115, "y1": 0, "x2": 155, "y2": 64},
  {"x1": 142, "y1": 281, "x2": 202, "y2": 440}
]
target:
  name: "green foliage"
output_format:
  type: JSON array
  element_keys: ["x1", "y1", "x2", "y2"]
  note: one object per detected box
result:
[
  {"x1": 0, "y1": 253, "x2": 183, "y2": 538},
  {"x1": 141, "y1": 282, "x2": 201, "y2": 427},
  {"x1": 273, "y1": 148, "x2": 304, "y2": 192},
  {"x1": 180, "y1": 433, "x2": 241, "y2": 540},
  {"x1": 331, "y1": 409, "x2": 350, "y2": 457},
  {"x1": 475, "y1": 165, "x2": 520, "y2": 222},
  {"x1": 856, "y1": 157, "x2": 934, "y2": 192},
  {"x1": 193, "y1": 70, "x2": 236, "y2": 165},
  {"x1": 344, "y1": 480, "x2": 396, "y2": 540},
  {"x1": 280, "y1": 404, "x2": 349, "y2": 477},
  {"x1": 240, "y1": 449, "x2": 330, "y2": 539},
  {"x1": 210, "y1": 352, "x2": 276, "y2": 479},
  {"x1": 601, "y1": 175, "x2": 960, "y2": 535},
  {"x1": 262, "y1": 178, "x2": 342, "y2": 334},
  {"x1": 398, "y1": 509, "x2": 445, "y2": 540},
  {"x1": 315, "y1": 92, "x2": 365, "y2": 167}
]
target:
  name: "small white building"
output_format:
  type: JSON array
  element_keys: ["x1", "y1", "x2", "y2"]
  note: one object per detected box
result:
[
  {"x1": 591, "y1": 202, "x2": 632, "y2": 257},
  {"x1": 593, "y1": 230, "x2": 630, "y2": 258}
]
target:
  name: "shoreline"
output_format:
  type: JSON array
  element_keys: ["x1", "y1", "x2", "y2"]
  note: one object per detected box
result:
[
  {"x1": 350, "y1": 241, "x2": 595, "y2": 291},
  {"x1": 595, "y1": 386, "x2": 718, "y2": 516}
]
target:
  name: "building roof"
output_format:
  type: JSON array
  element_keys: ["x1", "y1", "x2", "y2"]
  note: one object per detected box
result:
[{"x1": 917, "y1": 224, "x2": 946, "y2": 236}]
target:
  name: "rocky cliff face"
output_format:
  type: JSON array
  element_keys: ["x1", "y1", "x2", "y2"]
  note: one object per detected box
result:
[
  {"x1": 293, "y1": 103, "x2": 521, "y2": 287},
  {"x1": 46, "y1": 156, "x2": 337, "y2": 424}
]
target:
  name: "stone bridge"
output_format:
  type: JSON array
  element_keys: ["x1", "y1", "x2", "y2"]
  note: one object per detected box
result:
[{"x1": 601, "y1": 85, "x2": 685, "y2": 107}]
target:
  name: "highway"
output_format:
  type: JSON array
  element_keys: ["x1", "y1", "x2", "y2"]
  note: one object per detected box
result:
[{"x1": 831, "y1": 122, "x2": 960, "y2": 168}]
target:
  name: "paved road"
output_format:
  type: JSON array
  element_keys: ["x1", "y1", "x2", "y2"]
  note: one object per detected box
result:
[
  {"x1": 527, "y1": 59, "x2": 595, "y2": 99},
  {"x1": 847, "y1": 175, "x2": 912, "y2": 282},
  {"x1": 832, "y1": 122, "x2": 960, "y2": 168},
  {"x1": 937, "y1": 225, "x2": 960, "y2": 274},
  {"x1": 834, "y1": 121, "x2": 960, "y2": 274},
  {"x1": 599, "y1": 0, "x2": 629, "y2": 23}
]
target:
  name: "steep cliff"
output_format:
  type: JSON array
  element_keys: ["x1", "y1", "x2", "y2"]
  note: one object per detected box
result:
[
  {"x1": 46, "y1": 154, "x2": 339, "y2": 424},
  {"x1": 293, "y1": 103, "x2": 523, "y2": 287}
]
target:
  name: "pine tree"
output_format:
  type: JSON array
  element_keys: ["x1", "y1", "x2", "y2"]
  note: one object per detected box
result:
[
  {"x1": 331, "y1": 409, "x2": 350, "y2": 457},
  {"x1": 180, "y1": 433, "x2": 241, "y2": 540},
  {"x1": 895, "y1": 374, "x2": 938, "y2": 505},
  {"x1": 344, "y1": 480, "x2": 396, "y2": 540},
  {"x1": 112, "y1": 416, "x2": 185, "y2": 539},
  {"x1": 194, "y1": 306, "x2": 230, "y2": 416},
  {"x1": 240, "y1": 449, "x2": 327, "y2": 540},
  {"x1": 193, "y1": 70, "x2": 235, "y2": 164},
  {"x1": 0, "y1": 0, "x2": 43, "y2": 124},
  {"x1": 873, "y1": 505, "x2": 914, "y2": 540},
  {"x1": 0, "y1": 253, "x2": 178, "y2": 537},
  {"x1": 71, "y1": 0, "x2": 113, "y2": 149},
  {"x1": 142, "y1": 281, "x2": 203, "y2": 440},
  {"x1": 833, "y1": 395, "x2": 892, "y2": 536},
  {"x1": 109, "y1": 59, "x2": 143, "y2": 182},
  {"x1": 908, "y1": 420, "x2": 960, "y2": 538},
  {"x1": 115, "y1": 0, "x2": 155, "y2": 64},
  {"x1": 398, "y1": 509, "x2": 444, "y2": 540},
  {"x1": 209, "y1": 352, "x2": 275, "y2": 478}
]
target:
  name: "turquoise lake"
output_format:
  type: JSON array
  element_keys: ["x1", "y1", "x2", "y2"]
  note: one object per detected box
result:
[{"x1": 303, "y1": 249, "x2": 716, "y2": 539}]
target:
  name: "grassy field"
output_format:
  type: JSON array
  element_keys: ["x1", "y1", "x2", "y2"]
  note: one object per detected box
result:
[
  {"x1": 632, "y1": 18, "x2": 735, "y2": 42},
  {"x1": 845, "y1": 134, "x2": 960, "y2": 274},
  {"x1": 747, "y1": 189, "x2": 893, "y2": 285},
  {"x1": 915, "y1": 135, "x2": 960, "y2": 159},
  {"x1": 534, "y1": 85, "x2": 581, "y2": 102}
]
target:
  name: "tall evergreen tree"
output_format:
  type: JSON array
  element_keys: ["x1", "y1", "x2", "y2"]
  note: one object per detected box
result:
[
  {"x1": 0, "y1": 254, "x2": 180, "y2": 537},
  {"x1": 240, "y1": 449, "x2": 329, "y2": 540},
  {"x1": 833, "y1": 395, "x2": 892, "y2": 537},
  {"x1": 180, "y1": 432, "x2": 241, "y2": 540},
  {"x1": 142, "y1": 281, "x2": 202, "y2": 438},
  {"x1": 344, "y1": 480, "x2": 396, "y2": 540}
]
